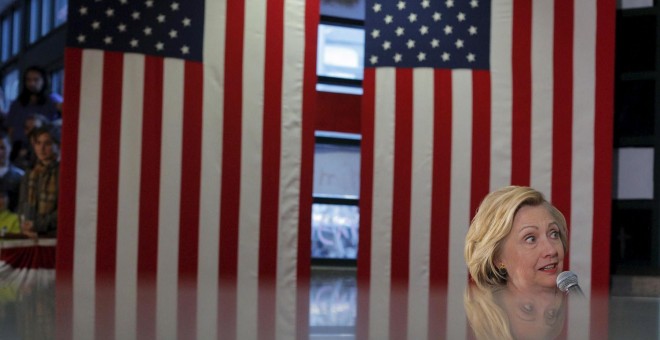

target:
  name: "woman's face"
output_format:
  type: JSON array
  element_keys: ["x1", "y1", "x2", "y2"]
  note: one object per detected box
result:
[
  {"x1": 498, "y1": 205, "x2": 564, "y2": 292},
  {"x1": 34, "y1": 132, "x2": 58, "y2": 163},
  {"x1": 25, "y1": 70, "x2": 44, "y2": 94}
]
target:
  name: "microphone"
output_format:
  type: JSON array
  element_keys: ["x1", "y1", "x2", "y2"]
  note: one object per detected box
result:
[{"x1": 556, "y1": 271, "x2": 585, "y2": 297}]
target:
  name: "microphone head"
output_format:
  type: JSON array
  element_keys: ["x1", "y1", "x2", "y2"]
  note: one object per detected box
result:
[{"x1": 556, "y1": 271, "x2": 578, "y2": 292}]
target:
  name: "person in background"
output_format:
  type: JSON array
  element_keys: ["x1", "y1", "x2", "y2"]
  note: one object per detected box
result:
[
  {"x1": 18, "y1": 125, "x2": 59, "y2": 238},
  {"x1": 6, "y1": 66, "x2": 61, "y2": 148},
  {"x1": 11, "y1": 114, "x2": 49, "y2": 171},
  {"x1": 0, "y1": 188, "x2": 20, "y2": 236},
  {"x1": 0, "y1": 133, "x2": 23, "y2": 212},
  {"x1": 465, "y1": 186, "x2": 569, "y2": 293}
]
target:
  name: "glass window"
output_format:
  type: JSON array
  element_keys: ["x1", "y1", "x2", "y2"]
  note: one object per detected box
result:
[
  {"x1": 30, "y1": 0, "x2": 40, "y2": 43},
  {"x1": 41, "y1": 0, "x2": 52, "y2": 37},
  {"x1": 1, "y1": 17, "x2": 10, "y2": 62},
  {"x1": 616, "y1": 15, "x2": 656, "y2": 73},
  {"x1": 312, "y1": 132, "x2": 361, "y2": 262},
  {"x1": 618, "y1": 0, "x2": 654, "y2": 9},
  {"x1": 54, "y1": 0, "x2": 66, "y2": 27},
  {"x1": 611, "y1": 207, "x2": 653, "y2": 271},
  {"x1": 313, "y1": 142, "x2": 360, "y2": 199},
  {"x1": 615, "y1": 148, "x2": 654, "y2": 200},
  {"x1": 3, "y1": 69, "x2": 19, "y2": 111},
  {"x1": 12, "y1": 9, "x2": 21, "y2": 56},
  {"x1": 317, "y1": 24, "x2": 364, "y2": 81},
  {"x1": 51, "y1": 68, "x2": 63, "y2": 96},
  {"x1": 311, "y1": 203, "x2": 359, "y2": 260},
  {"x1": 615, "y1": 79, "x2": 655, "y2": 140},
  {"x1": 320, "y1": 0, "x2": 366, "y2": 21}
]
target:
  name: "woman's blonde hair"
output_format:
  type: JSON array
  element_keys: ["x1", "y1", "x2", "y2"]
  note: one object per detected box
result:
[{"x1": 464, "y1": 186, "x2": 568, "y2": 289}]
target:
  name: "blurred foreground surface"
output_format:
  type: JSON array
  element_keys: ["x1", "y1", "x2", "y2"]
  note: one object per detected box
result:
[{"x1": 0, "y1": 242, "x2": 657, "y2": 339}]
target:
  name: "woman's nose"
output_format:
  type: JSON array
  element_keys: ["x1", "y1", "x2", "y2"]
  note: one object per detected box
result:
[{"x1": 541, "y1": 237, "x2": 559, "y2": 257}]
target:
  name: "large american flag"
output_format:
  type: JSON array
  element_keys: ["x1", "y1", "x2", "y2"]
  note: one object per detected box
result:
[
  {"x1": 57, "y1": 0, "x2": 318, "y2": 339},
  {"x1": 358, "y1": 0, "x2": 614, "y2": 339}
]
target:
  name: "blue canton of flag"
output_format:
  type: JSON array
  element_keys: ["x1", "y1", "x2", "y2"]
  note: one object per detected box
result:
[
  {"x1": 66, "y1": 0, "x2": 204, "y2": 62},
  {"x1": 364, "y1": 0, "x2": 490, "y2": 69}
]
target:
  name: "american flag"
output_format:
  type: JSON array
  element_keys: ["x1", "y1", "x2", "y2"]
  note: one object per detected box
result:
[
  {"x1": 57, "y1": 1, "x2": 318, "y2": 339},
  {"x1": 358, "y1": 0, "x2": 614, "y2": 339},
  {"x1": 364, "y1": 0, "x2": 490, "y2": 69}
]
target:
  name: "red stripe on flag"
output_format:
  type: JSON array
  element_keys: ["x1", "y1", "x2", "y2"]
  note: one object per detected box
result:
[
  {"x1": 95, "y1": 51, "x2": 123, "y2": 340},
  {"x1": 259, "y1": 0, "x2": 284, "y2": 337},
  {"x1": 57, "y1": 47, "x2": 83, "y2": 340},
  {"x1": 297, "y1": 0, "x2": 319, "y2": 338},
  {"x1": 177, "y1": 61, "x2": 204, "y2": 340},
  {"x1": 428, "y1": 69, "x2": 452, "y2": 339},
  {"x1": 591, "y1": 0, "x2": 615, "y2": 338},
  {"x1": 470, "y1": 70, "x2": 491, "y2": 217},
  {"x1": 389, "y1": 69, "x2": 413, "y2": 339},
  {"x1": 137, "y1": 56, "x2": 164, "y2": 340},
  {"x1": 511, "y1": 0, "x2": 532, "y2": 186},
  {"x1": 357, "y1": 68, "x2": 376, "y2": 340},
  {"x1": 218, "y1": 0, "x2": 245, "y2": 338},
  {"x1": 552, "y1": 0, "x2": 574, "y2": 269}
]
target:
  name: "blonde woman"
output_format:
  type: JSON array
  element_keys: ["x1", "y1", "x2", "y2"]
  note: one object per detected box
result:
[{"x1": 465, "y1": 186, "x2": 568, "y2": 293}]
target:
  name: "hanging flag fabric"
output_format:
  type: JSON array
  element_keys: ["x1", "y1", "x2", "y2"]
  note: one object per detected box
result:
[
  {"x1": 56, "y1": 1, "x2": 318, "y2": 339},
  {"x1": 358, "y1": 0, "x2": 614, "y2": 339}
]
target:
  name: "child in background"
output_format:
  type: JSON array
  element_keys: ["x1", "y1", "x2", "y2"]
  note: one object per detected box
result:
[{"x1": 0, "y1": 189, "x2": 19, "y2": 236}]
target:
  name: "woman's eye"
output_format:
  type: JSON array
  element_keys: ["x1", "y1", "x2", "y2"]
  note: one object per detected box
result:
[
  {"x1": 524, "y1": 236, "x2": 536, "y2": 243},
  {"x1": 550, "y1": 230, "x2": 560, "y2": 239}
]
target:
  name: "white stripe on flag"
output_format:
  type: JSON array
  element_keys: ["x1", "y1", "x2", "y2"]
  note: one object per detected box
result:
[
  {"x1": 369, "y1": 68, "x2": 395, "y2": 340},
  {"x1": 237, "y1": 0, "x2": 267, "y2": 338},
  {"x1": 73, "y1": 49, "x2": 103, "y2": 340},
  {"x1": 115, "y1": 53, "x2": 145, "y2": 340},
  {"x1": 277, "y1": 0, "x2": 306, "y2": 337},
  {"x1": 406, "y1": 68, "x2": 433, "y2": 340},
  {"x1": 155, "y1": 58, "x2": 185, "y2": 340},
  {"x1": 197, "y1": 0, "x2": 226, "y2": 338},
  {"x1": 569, "y1": 0, "x2": 596, "y2": 338},
  {"x1": 571, "y1": 0, "x2": 596, "y2": 299},
  {"x1": 530, "y1": 0, "x2": 554, "y2": 199},
  {"x1": 489, "y1": 0, "x2": 514, "y2": 190},
  {"x1": 446, "y1": 70, "x2": 472, "y2": 340}
]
